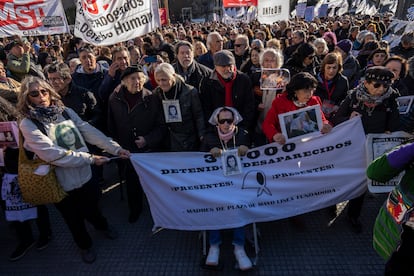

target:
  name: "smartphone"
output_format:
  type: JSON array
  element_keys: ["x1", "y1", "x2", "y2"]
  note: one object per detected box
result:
[{"x1": 144, "y1": 56, "x2": 157, "y2": 63}]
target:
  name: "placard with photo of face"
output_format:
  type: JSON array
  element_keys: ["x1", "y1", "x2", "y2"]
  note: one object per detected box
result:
[
  {"x1": 221, "y1": 149, "x2": 243, "y2": 176},
  {"x1": 162, "y1": 100, "x2": 182, "y2": 123}
]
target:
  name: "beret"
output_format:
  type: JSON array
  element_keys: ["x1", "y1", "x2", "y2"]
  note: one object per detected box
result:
[{"x1": 121, "y1": 65, "x2": 144, "y2": 80}]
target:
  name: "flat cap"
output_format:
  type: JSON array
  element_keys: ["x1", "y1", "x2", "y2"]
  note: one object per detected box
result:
[{"x1": 213, "y1": 50, "x2": 235, "y2": 66}]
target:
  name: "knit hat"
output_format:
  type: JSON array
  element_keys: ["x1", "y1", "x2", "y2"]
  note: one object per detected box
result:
[
  {"x1": 336, "y1": 39, "x2": 352, "y2": 54},
  {"x1": 365, "y1": 66, "x2": 394, "y2": 84},
  {"x1": 120, "y1": 65, "x2": 144, "y2": 80},
  {"x1": 213, "y1": 50, "x2": 235, "y2": 66}
]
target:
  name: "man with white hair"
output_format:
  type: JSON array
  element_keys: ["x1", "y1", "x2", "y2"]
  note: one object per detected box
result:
[
  {"x1": 232, "y1": 35, "x2": 250, "y2": 70},
  {"x1": 198, "y1": 31, "x2": 224, "y2": 69}
]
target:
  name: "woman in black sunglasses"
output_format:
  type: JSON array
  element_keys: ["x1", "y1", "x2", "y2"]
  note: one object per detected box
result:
[
  {"x1": 331, "y1": 66, "x2": 400, "y2": 234},
  {"x1": 200, "y1": 106, "x2": 252, "y2": 271}
]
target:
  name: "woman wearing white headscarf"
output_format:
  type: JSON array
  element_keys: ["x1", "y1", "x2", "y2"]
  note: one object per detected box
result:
[{"x1": 200, "y1": 106, "x2": 252, "y2": 271}]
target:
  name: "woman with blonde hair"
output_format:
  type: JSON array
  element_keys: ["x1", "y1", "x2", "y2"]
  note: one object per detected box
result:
[
  {"x1": 17, "y1": 76, "x2": 130, "y2": 263},
  {"x1": 193, "y1": 41, "x2": 208, "y2": 61}
]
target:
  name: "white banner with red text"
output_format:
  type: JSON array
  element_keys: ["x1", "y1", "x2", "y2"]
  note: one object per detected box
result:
[
  {"x1": 0, "y1": 0, "x2": 69, "y2": 37},
  {"x1": 74, "y1": 0, "x2": 160, "y2": 46},
  {"x1": 131, "y1": 117, "x2": 367, "y2": 231}
]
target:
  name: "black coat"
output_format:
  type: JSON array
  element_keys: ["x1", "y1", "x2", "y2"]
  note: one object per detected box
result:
[
  {"x1": 331, "y1": 86, "x2": 400, "y2": 134},
  {"x1": 62, "y1": 82, "x2": 101, "y2": 128},
  {"x1": 153, "y1": 78, "x2": 205, "y2": 151},
  {"x1": 172, "y1": 61, "x2": 212, "y2": 90},
  {"x1": 199, "y1": 70, "x2": 255, "y2": 131},
  {"x1": 200, "y1": 126, "x2": 250, "y2": 152},
  {"x1": 314, "y1": 73, "x2": 349, "y2": 119},
  {"x1": 107, "y1": 87, "x2": 167, "y2": 153}
]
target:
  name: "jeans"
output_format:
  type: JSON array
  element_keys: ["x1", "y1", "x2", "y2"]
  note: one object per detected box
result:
[{"x1": 209, "y1": 227, "x2": 245, "y2": 246}]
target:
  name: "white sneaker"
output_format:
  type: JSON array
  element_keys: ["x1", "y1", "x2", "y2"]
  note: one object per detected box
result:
[
  {"x1": 234, "y1": 246, "x2": 252, "y2": 271},
  {"x1": 205, "y1": 245, "x2": 220, "y2": 266}
]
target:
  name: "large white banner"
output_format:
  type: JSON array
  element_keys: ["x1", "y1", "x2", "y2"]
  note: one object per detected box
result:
[
  {"x1": 0, "y1": 0, "x2": 69, "y2": 37},
  {"x1": 74, "y1": 0, "x2": 160, "y2": 46},
  {"x1": 257, "y1": 0, "x2": 289, "y2": 25},
  {"x1": 131, "y1": 118, "x2": 367, "y2": 231}
]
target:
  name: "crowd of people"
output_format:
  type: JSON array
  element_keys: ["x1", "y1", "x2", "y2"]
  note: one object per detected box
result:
[{"x1": 0, "y1": 11, "x2": 414, "y2": 273}]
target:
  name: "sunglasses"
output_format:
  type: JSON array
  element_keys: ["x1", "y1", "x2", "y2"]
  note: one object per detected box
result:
[
  {"x1": 218, "y1": 118, "x2": 234, "y2": 124},
  {"x1": 29, "y1": 89, "x2": 48, "y2": 97},
  {"x1": 372, "y1": 82, "x2": 390, "y2": 89},
  {"x1": 234, "y1": 44, "x2": 244, "y2": 47}
]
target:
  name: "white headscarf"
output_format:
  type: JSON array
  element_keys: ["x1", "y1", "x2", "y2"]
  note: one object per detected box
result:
[{"x1": 208, "y1": 106, "x2": 243, "y2": 126}]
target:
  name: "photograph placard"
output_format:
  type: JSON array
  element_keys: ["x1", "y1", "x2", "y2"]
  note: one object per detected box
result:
[
  {"x1": 221, "y1": 149, "x2": 243, "y2": 176},
  {"x1": 0, "y1": 121, "x2": 19, "y2": 148},
  {"x1": 397, "y1": 96, "x2": 414, "y2": 114},
  {"x1": 260, "y1": 68, "x2": 290, "y2": 91},
  {"x1": 278, "y1": 105, "x2": 323, "y2": 141}
]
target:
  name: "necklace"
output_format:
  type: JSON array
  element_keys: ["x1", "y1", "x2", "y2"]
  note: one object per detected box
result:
[{"x1": 162, "y1": 87, "x2": 177, "y2": 101}]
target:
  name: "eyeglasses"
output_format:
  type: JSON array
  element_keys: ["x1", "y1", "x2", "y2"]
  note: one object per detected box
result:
[
  {"x1": 218, "y1": 118, "x2": 234, "y2": 124},
  {"x1": 372, "y1": 82, "x2": 390, "y2": 89},
  {"x1": 234, "y1": 44, "x2": 245, "y2": 47},
  {"x1": 29, "y1": 89, "x2": 48, "y2": 97}
]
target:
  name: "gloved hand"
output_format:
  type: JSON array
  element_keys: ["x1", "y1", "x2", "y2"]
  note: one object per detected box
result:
[
  {"x1": 238, "y1": 145, "x2": 249, "y2": 156},
  {"x1": 387, "y1": 141, "x2": 414, "y2": 169},
  {"x1": 210, "y1": 147, "x2": 222, "y2": 158}
]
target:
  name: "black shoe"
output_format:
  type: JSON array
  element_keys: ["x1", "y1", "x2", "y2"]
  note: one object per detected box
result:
[
  {"x1": 103, "y1": 225, "x2": 118, "y2": 240},
  {"x1": 36, "y1": 235, "x2": 52, "y2": 251},
  {"x1": 81, "y1": 247, "x2": 96, "y2": 264},
  {"x1": 348, "y1": 217, "x2": 362, "y2": 234},
  {"x1": 128, "y1": 212, "x2": 140, "y2": 224},
  {"x1": 9, "y1": 241, "x2": 35, "y2": 262}
]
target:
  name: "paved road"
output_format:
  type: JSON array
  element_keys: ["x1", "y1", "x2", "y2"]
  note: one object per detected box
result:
[{"x1": 0, "y1": 163, "x2": 387, "y2": 275}]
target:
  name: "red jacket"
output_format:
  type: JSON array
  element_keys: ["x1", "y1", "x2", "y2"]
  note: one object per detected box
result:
[{"x1": 262, "y1": 92, "x2": 330, "y2": 142}]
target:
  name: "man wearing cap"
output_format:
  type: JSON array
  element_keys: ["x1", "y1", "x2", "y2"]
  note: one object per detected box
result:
[
  {"x1": 332, "y1": 66, "x2": 400, "y2": 233},
  {"x1": 108, "y1": 66, "x2": 167, "y2": 223},
  {"x1": 198, "y1": 32, "x2": 224, "y2": 69},
  {"x1": 335, "y1": 39, "x2": 360, "y2": 89},
  {"x1": 199, "y1": 50, "x2": 254, "y2": 133},
  {"x1": 5, "y1": 40, "x2": 45, "y2": 82}
]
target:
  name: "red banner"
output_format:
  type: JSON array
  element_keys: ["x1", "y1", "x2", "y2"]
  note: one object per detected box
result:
[
  {"x1": 159, "y1": 8, "x2": 168, "y2": 26},
  {"x1": 223, "y1": 0, "x2": 257, "y2": 7}
]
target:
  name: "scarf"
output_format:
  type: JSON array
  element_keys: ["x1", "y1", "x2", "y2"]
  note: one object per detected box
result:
[
  {"x1": 28, "y1": 104, "x2": 65, "y2": 124},
  {"x1": 355, "y1": 83, "x2": 394, "y2": 107},
  {"x1": 217, "y1": 125, "x2": 236, "y2": 144},
  {"x1": 176, "y1": 62, "x2": 195, "y2": 82},
  {"x1": 216, "y1": 69, "x2": 236, "y2": 107}
]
